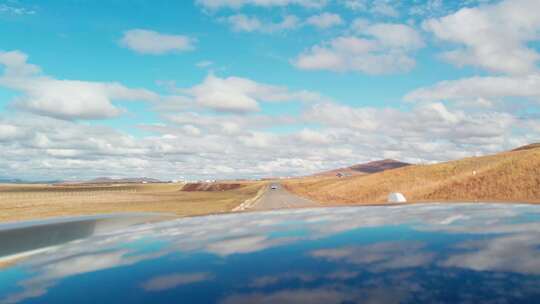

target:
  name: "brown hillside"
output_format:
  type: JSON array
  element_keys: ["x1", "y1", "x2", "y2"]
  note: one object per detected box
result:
[
  {"x1": 512, "y1": 143, "x2": 540, "y2": 151},
  {"x1": 349, "y1": 159, "x2": 410, "y2": 173},
  {"x1": 313, "y1": 159, "x2": 410, "y2": 177},
  {"x1": 284, "y1": 146, "x2": 540, "y2": 204}
]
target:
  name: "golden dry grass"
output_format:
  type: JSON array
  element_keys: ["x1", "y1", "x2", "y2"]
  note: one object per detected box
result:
[
  {"x1": 283, "y1": 147, "x2": 540, "y2": 204},
  {"x1": 0, "y1": 182, "x2": 266, "y2": 223}
]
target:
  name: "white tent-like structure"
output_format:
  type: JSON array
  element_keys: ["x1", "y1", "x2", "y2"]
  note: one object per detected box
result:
[{"x1": 388, "y1": 192, "x2": 407, "y2": 203}]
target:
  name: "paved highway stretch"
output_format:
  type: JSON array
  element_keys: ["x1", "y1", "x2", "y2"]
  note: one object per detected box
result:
[{"x1": 250, "y1": 183, "x2": 319, "y2": 211}]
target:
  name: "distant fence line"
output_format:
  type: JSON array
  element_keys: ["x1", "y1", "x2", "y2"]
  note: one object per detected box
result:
[{"x1": 0, "y1": 188, "x2": 140, "y2": 200}]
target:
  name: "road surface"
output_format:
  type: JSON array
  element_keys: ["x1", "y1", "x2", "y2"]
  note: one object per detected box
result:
[{"x1": 250, "y1": 183, "x2": 319, "y2": 211}]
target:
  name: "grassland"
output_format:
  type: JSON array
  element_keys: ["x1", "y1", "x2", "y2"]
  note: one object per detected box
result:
[
  {"x1": 3, "y1": 145, "x2": 540, "y2": 223},
  {"x1": 0, "y1": 181, "x2": 266, "y2": 223},
  {"x1": 283, "y1": 146, "x2": 540, "y2": 205}
]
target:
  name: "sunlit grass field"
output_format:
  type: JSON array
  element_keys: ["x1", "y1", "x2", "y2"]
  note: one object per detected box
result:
[
  {"x1": 284, "y1": 146, "x2": 540, "y2": 205},
  {"x1": 0, "y1": 182, "x2": 266, "y2": 223}
]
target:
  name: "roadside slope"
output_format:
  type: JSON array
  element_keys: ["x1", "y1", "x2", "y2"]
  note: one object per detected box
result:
[{"x1": 283, "y1": 146, "x2": 540, "y2": 204}]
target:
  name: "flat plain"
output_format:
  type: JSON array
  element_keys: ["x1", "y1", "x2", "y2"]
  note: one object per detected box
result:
[{"x1": 0, "y1": 181, "x2": 265, "y2": 223}]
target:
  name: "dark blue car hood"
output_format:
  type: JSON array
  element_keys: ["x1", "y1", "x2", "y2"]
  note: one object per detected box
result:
[{"x1": 1, "y1": 203, "x2": 540, "y2": 303}]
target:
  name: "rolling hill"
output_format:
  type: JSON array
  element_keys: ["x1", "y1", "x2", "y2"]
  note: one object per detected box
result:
[
  {"x1": 284, "y1": 144, "x2": 540, "y2": 204},
  {"x1": 312, "y1": 159, "x2": 411, "y2": 177},
  {"x1": 512, "y1": 143, "x2": 540, "y2": 151}
]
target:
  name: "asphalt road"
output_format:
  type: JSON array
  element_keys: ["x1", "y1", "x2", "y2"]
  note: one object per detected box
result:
[{"x1": 250, "y1": 183, "x2": 319, "y2": 211}]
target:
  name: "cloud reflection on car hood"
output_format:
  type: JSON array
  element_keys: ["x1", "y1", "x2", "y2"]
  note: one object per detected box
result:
[{"x1": 1, "y1": 203, "x2": 540, "y2": 303}]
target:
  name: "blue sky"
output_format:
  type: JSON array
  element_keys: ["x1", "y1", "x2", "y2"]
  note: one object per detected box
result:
[{"x1": 0, "y1": 0, "x2": 539, "y2": 180}]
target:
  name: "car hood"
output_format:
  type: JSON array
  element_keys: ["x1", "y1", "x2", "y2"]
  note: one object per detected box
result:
[{"x1": 1, "y1": 203, "x2": 540, "y2": 303}]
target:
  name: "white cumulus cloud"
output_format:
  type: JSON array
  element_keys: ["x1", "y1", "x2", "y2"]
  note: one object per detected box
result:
[
  {"x1": 196, "y1": 0, "x2": 328, "y2": 10},
  {"x1": 294, "y1": 22, "x2": 424, "y2": 74},
  {"x1": 423, "y1": 0, "x2": 540, "y2": 74},
  {"x1": 371, "y1": 0, "x2": 399, "y2": 17},
  {"x1": 224, "y1": 14, "x2": 300, "y2": 33},
  {"x1": 0, "y1": 50, "x2": 159, "y2": 120},
  {"x1": 120, "y1": 29, "x2": 195, "y2": 55},
  {"x1": 183, "y1": 74, "x2": 325, "y2": 113},
  {"x1": 306, "y1": 13, "x2": 343, "y2": 29},
  {"x1": 405, "y1": 74, "x2": 540, "y2": 102}
]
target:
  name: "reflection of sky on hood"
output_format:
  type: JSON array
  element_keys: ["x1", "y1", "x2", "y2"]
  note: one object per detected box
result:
[{"x1": 2, "y1": 203, "x2": 540, "y2": 303}]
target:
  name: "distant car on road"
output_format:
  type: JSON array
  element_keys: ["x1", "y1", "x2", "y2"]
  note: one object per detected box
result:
[{"x1": 270, "y1": 184, "x2": 278, "y2": 190}]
